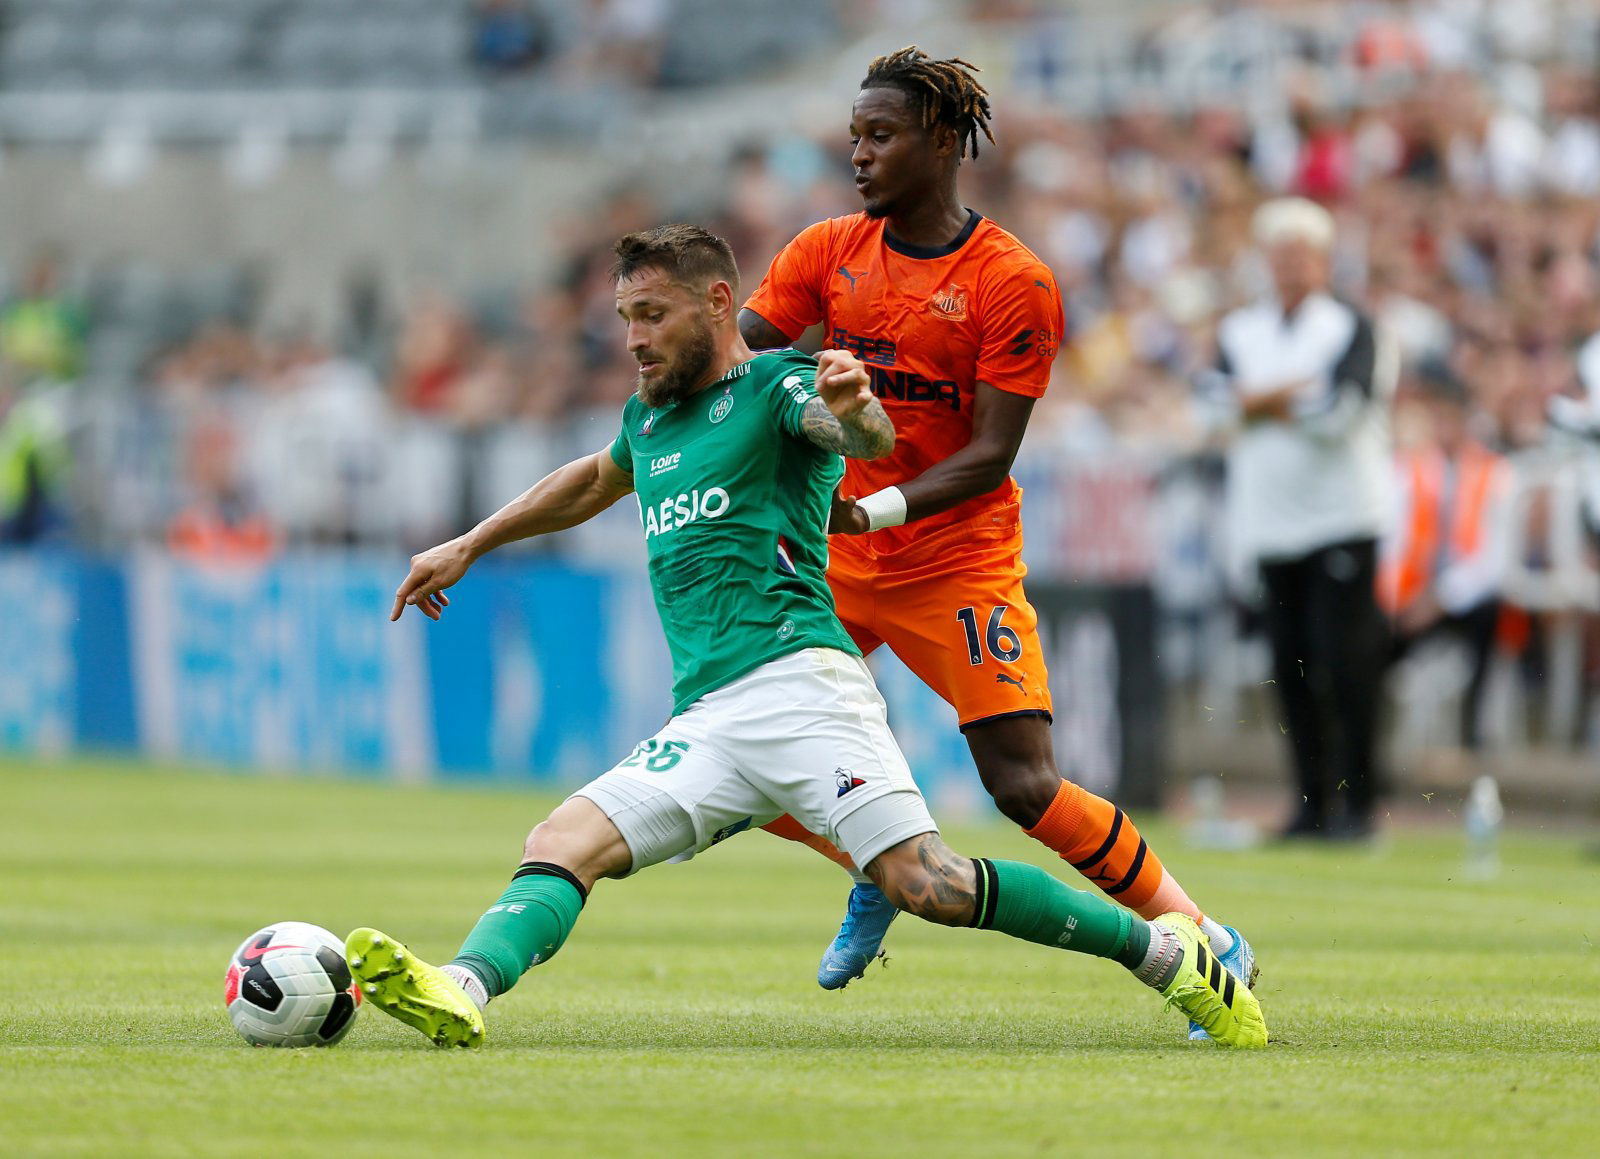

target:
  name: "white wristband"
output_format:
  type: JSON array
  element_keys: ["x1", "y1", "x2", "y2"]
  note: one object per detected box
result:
[{"x1": 855, "y1": 486, "x2": 907, "y2": 532}]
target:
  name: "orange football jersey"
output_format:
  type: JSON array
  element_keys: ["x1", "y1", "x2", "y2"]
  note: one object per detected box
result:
[{"x1": 744, "y1": 211, "x2": 1063, "y2": 569}]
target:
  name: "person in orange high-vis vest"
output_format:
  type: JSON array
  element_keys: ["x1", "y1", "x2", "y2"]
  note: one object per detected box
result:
[{"x1": 1380, "y1": 367, "x2": 1510, "y2": 750}]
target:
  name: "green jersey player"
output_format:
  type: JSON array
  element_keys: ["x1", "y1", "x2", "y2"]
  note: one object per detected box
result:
[{"x1": 348, "y1": 224, "x2": 1266, "y2": 1049}]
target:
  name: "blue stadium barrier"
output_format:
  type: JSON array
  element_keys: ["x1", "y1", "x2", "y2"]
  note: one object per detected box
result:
[{"x1": 0, "y1": 549, "x2": 976, "y2": 802}]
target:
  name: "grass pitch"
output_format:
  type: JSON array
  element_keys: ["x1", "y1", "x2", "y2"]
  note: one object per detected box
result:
[{"x1": 3, "y1": 759, "x2": 1596, "y2": 1157}]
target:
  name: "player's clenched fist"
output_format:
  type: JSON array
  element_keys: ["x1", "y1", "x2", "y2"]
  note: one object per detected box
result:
[
  {"x1": 828, "y1": 489, "x2": 871, "y2": 535},
  {"x1": 391, "y1": 538, "x2": 473, "y2": 621},
  {"x1": 814, "y1": 348, "x2": 873, "y2": 420}
]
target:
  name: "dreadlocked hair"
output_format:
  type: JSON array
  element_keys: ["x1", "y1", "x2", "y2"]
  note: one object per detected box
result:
[{"x1": 861, "y1": 46, "x2": 994, "y2": 159}]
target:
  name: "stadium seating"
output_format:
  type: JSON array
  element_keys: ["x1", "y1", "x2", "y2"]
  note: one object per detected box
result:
[{"x1": 0, "y1": 0, "x2": 839, "y2": 143}]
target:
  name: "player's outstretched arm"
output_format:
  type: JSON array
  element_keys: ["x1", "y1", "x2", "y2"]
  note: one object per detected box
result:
[
  {"x1": 801, "y1": 348, "x2": 894, "y2": 460},
  {"x1": 391, "y1": 450, "x2": 634, "y2": 621}
]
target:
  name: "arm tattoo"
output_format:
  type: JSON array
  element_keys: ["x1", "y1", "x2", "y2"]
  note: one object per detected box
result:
[
  {"x1": 800, "y1": 395, "x2": 895, "y2": 460},
  {"x1": 738, "y1": 309, "x2": 791, "y2": 351},
  {"x1": 867, "y1": 834, "x2": 978, "y2": 926}
]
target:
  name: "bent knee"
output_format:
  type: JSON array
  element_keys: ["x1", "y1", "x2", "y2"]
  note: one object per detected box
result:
[
  {"x1": 985, "y1": 770, "x2": 1060, "y2": 828},
  {"x1": 519, "y1": 798, "x2": 630, "y2": 884},
  {"x1": 521, "y1": 819, "x2": 561, "y2": 863}
]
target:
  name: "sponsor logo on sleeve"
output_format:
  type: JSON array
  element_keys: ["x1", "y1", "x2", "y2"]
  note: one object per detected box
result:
[
  {"x1": 780, "y1": 375, "x2": 813, "y2": 405},
  {"x1": 1009, "y1": 327, "x2": 1058, "y2": 358}
]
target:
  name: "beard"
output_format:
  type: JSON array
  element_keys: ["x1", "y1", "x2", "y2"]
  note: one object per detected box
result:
[
  {"x1": 862, "y1": 195, "x2": 892, "y2": 220},
  {"x1": 637, "y1": 317, "x2": 717, "y2": 408}
]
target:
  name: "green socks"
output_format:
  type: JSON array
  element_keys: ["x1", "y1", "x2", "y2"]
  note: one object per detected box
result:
[
  {"x1": 449, "y1": 857, "x2": 1156, "y2": 1001},
  {"x1": 972, "y1": 858, "x2": 1149, "y2": 968},
  {"x1": 451, "y1": 862, "x2": 587, "y2": 997}
]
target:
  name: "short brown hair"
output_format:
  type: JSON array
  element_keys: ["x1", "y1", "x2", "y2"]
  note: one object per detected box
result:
[{"x1": 611, "y1": 224, "x2": 739, "y2": 292}]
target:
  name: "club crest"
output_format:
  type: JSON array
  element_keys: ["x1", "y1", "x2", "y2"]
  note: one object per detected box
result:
[{"x1": 930, "y1": 283, "x2": 968, "y2": 321}]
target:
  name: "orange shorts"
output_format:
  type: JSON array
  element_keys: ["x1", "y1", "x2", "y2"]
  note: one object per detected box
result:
[{"x1": 829, "y1": 549, "x2": 1054, "y2": 729}]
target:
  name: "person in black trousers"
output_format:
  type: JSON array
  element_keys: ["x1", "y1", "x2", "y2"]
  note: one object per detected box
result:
[
  {"x1": 1259, "y1": 540, "x2": 1388, "y2": 838},
  {"x1": 1213, "y1": 199, "x2": 1394, "y2": 840}
]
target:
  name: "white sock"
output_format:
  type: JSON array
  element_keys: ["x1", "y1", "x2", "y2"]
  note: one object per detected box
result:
[
  {"x1": 1200, "y1": 916, "x2": 1234, "y2": 956},
  {"x1": 441, "y1": 963, "x2": 489, "y2": 1011},
  {"x1": 1132, "y1": 921, "x2": 1184, "y2": 991}
]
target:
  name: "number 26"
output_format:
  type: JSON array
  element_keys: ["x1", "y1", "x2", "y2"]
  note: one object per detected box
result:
[
  {"x1": 620, "y1": 739, "x2": 690, "y2": 772},
  {"x1": 956, "y1": 605, "x2": 1022, "y2": 665}
]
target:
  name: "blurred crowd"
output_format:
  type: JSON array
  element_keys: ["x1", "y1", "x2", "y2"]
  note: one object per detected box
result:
[
  {"x1": 3, "y1": 5, "x2": 1599, "y2": 752},
  {"x1": 468, "y1": 0, "x2": 669, "y2": 82}
]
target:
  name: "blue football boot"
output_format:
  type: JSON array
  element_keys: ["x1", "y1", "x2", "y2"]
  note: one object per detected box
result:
[
  {"x1": 817, "y1": 882, "x2": 899, "y2": 990},
  {"x1": 1188, "y1": 924, "x2": 1259, "y2": 1041}
]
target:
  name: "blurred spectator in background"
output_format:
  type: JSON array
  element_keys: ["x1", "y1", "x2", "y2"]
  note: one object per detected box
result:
[
  {"x1": 571, "y1": 0, "x2": 668, "y2": 85},
  {"x1": 1212, "y1": 198, "x2": 1393, "y2": 840},
  {"x1": 166, "y1": 413, "x2": 277, "y2": 562},
  {"x1": 390, "y1": 294, "x2": 477, "y2": 417},
  {"x1": 470, "y1": 0, "x2": 552, "y2": 74},
  {"x1": 0, "y1": 249, "x2": 87, "y2": 387},
  {"x1": 262, "y1": 331, "x2": 391, "y2": 546},
  {"x1": 0, "y1": 249, "x2": 81, "y2": 542},
  {"x1": 0, "y1": 384, "x2": 71, "y2": 544},
  {"x1": 1381, "y1": 362, "x2": 1512, "y2": 752}
]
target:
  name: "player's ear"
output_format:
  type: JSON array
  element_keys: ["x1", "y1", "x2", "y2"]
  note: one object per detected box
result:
[
  {"x1": 705, "y1": 279, "x2": 735, "y2": 324},
  {"x1": 932, "y1": 122, "x2": 961, "y2": 160}
]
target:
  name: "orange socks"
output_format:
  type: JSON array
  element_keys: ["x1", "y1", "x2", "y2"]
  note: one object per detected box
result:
[{"x1": 1023, "y1": 780, "x2": 1200, "y2": 922}]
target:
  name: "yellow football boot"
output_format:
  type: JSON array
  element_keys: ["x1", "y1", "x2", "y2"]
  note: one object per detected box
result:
[{"x1": 345, "y1": 928, "x2": 485, "y2": 1049}]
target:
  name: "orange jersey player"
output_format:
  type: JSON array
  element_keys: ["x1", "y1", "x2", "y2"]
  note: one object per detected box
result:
[
  {"x1": 740, "y1": 47, "x2": 1258, "y2": 1036},
  {"x1": 747, "y1": 187, "x2": 1062, "y2": 725}
]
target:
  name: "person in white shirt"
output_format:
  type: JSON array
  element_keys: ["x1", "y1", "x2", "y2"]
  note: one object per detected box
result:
[{"x1": 1213, "y1": 198, "x2": 1395, "y2": 840}]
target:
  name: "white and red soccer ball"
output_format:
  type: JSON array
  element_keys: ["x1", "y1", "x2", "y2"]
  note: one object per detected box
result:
[{"x1": 224, "y1": 922, "x2": 361, "y2": 1047}]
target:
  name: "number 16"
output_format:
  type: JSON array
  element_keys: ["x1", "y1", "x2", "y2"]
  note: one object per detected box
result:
[{"x1": 956, "y1": 605, "x2": 1022, "y2": 665}]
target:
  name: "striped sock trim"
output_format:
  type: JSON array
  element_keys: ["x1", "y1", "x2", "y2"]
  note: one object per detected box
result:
[
  {"x1": 969, "y1": 858, "x2": 1001, "y2": 929},
  {"x1": 511, "y1": 860, "x2": 589, "y2": 903},
  {"x1": 1068, "y1": 808, "x2": 1125, "y2": 872},
  {"x1": 1103, "y1": 838, "x2": 1149, "y2": 897}
]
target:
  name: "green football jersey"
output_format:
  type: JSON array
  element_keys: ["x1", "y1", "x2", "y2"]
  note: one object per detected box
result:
[{"x1": 609, "y1": 348, "x2": 859, "y2": 713}]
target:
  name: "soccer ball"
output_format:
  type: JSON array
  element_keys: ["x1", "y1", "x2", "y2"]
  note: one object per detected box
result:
[{"x1": 224, "y1": 921, "x2": 362, "y2": 1047}]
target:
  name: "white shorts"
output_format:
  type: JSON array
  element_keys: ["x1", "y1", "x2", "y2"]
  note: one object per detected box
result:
[{"x1": 572, "y1": 648, "x2": 936, "y2": 875}]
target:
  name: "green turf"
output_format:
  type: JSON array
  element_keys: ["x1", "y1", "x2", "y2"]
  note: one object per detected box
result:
[{"x1": 2, "y1": 758, "x2": 1595, "y2": 1157}]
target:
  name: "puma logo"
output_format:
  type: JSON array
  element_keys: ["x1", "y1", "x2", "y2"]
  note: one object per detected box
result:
[
  {"x1": 995, "y1": 672, "x2": 1026, "y2": 692},
  {"x1": 836, "y1": 266, "x2": 865, "y2": 291}
]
